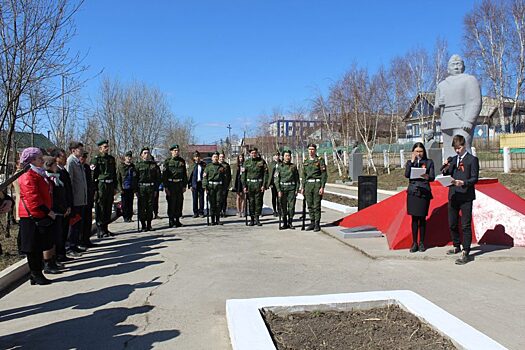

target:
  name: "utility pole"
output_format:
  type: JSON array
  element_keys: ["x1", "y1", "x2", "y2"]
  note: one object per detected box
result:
[{"x1": 227, "y1": 124, "x2": 232, "y2": 156}]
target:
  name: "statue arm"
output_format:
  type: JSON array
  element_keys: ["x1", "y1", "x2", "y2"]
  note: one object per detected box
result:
[{"x1": 462, "y1": 76, "x2": 482, "y2": 129}]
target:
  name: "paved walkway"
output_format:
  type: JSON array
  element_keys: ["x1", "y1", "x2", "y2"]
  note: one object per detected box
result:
[{"x1": 0, "y1": 193, "x2": 524, "y2": 349}]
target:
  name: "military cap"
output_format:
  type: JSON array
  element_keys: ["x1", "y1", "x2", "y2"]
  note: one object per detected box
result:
[
  {"x1": 96, "y1": 139, "x2": 109, "y2": 146},
  {"x1": 282, "y1": 149, "x2": 292, "y2": 155},
  {"x1": 249, "y1": 147, "x2": 258, "y2": 152},
  {"x1": 307, "y1": 143, "x2": 317, "y2": 149},
  {"x1": 213, "y1": 151, "x2": 220, "y2": 156},
  {"x1": 125, "y1": 151, "x2": 133, "y2": 157},
  {"x1": 169, "y1": 144, "x2": 179, "y2": 151},
  {"x1": 193, "y1": 150, "x2": 201, "y2": 157},
  {"x1": 140, "y1": 147, "x2": 150, "y2": 154}
]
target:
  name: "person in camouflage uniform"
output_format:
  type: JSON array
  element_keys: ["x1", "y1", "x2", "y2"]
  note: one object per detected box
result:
[
  {"x1": 242, "y1": 147, "x2": 268, "y2": 226},
  {"x1": 267, "y1": 151, "x2": 282, "y2": 217},
  {"x1": 203, "y1": 152, "x2": 225, "y2": 225},
  {"x1": 218, "y1": 152, "x2": 231, "y2": 217},
  {"x1": 163, "y1": 144, "x2": 188, "y2": 228},
  {"x1": 275, "y1": 149, "x2": 300, "y2": 230},
  {"x1": 135, "y1": 147, "x2": 161, "y2": 232},
  {"x1": 300, "y1": 143, "x2": 327, "y2": 232},
  {"x1": 117, "y1": 151, "x2": 137, "y2": 223},
  {"x1": 91, "y1": 139, "x2": 117, "y2": 238}
]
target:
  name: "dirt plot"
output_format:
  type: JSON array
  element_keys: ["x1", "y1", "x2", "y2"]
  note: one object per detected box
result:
[
  {"x1": 262, "y1": 304, "x2": 457, "y2": 350},
  {"x1": 321, "y1": 193, "x2": 358, "y2": 207},
  {"x1": 0, "y1": 216, "x2": 21, "y2": 271}
]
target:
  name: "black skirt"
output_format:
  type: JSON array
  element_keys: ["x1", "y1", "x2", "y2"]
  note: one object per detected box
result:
[
  {"x1": 407, "y1": 193, "x2": 431, "y2": 217},
  {"x1": 18, "y1": 217, "x2": 54, "y2": 253}
]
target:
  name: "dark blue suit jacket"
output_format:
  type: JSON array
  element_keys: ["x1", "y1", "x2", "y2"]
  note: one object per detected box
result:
[
  {"x1": 443, "y1": 152, "x2": 479, "y2": 201},
  {"x1": 188, "y1": 161, "x2": 206, "y2": 189}
]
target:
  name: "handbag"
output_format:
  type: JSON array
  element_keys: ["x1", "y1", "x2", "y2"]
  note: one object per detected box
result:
[{"x1": 21, "y1": 197, "x2": 55, "y2": 227}]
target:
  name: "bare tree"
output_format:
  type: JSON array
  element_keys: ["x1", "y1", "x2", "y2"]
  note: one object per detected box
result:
[{"x1": 0, "y1": 0, "x2": 85, "y2": 174}]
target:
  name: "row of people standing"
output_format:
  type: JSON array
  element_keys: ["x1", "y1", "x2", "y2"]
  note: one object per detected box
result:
[{"x1": 16, "y1": 144, "x2": 96, "y2": 285}]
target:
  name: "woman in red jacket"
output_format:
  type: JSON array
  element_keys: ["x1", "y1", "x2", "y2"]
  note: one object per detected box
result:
[{"x1": 18, "y1": 147, "x2": 56, "y2": 285}]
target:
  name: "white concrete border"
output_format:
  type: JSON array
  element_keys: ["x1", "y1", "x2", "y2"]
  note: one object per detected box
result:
[
  {"x1": 327, "y1": 182, "x2": 399, "y2": 196},
  {"x1": 296, "y1": 193, "x2": 356, "y2": 214},
  {"x1": 226, "y1": 290, "x2": 507, "y2": 350},
  {"x1": 0, "y1": 258, "x2": 28, "y2": 291}
]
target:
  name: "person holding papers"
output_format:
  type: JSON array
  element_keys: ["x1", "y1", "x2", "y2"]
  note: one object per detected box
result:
[
  {"x1": 441, "y1": 135, "x2": 479, "y2": 265},
  {"x1": 405, "y1": 142, "x2": 435, "y2": 253}
]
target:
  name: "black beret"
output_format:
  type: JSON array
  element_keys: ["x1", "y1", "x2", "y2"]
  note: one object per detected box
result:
[{"x1": 307, "y1": 143, "x2": 317, "y2": 149}]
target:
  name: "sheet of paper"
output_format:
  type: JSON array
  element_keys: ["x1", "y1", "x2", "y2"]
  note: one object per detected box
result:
[
  {"x1": 435, "y1": 175, "x2": 454, "y2": 187},
  {"x1": 410, "y1": 167, "x2": 426, "y2": 179}
]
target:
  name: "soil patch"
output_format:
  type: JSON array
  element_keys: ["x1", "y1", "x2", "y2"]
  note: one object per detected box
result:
[
  {"x1": 0, "y1": 216, "x2": 22, "y2": 271},
  {"x1": 322, "y1": 193, "x2": 358, "y2": 207},
  {"x1": 262, "y1": 304, "x2": 457, "y2": 350}
]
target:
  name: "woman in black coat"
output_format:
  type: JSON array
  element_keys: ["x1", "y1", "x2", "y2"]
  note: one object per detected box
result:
[{"x1": 405, "y1": 142, "x2": 435, "y2": 253}]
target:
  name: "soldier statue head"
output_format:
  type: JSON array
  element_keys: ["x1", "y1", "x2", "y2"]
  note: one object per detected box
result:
[
  {"x1": 170, "y1": 144, "x2": 180, "y2": 158},
  {"x1": 448, "y1": 54, "x2": 465, "y2": 76}
]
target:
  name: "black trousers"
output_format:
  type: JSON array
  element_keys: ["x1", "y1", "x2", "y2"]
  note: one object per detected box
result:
[
  {"x1": 121, "y1": 189, "x2": 134, "y2": 220},
  {"x1": 448, "y1": 199, "x2": 473, "y2": 253},
  {"x1": 27, "y1": 251, "x2": 43, "y2": 275},
  {"x1": 192, "y1": 182, "x2": 205, "y2": 215},
  {"x1": 271, "y1": 185, "x2": 278, "y2": 212}
]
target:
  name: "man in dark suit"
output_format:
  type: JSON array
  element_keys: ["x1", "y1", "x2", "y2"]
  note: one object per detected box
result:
[
  {"x1": 188, "y1": 151, "x2": 207, "y2": 218},
  {"x1": 442, "y1": 134, "x2": 479, "y2": 265}
]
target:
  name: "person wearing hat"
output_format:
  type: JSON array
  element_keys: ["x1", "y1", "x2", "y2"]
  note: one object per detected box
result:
[
  {"x1": 218, "y1": 151, "x2": 231, "y2": 217},
  {"x1": 80, "y1": 151, "x2": 95, "y2": 247},
  {"x1": 90, "y1": 139, "x2": 117, "y2": 238},
  {"x1": 267, "y1": 150, "x2": 282, "y2": 217},
  {"x1": 163, "y1": 144, "x2": 188, "y2": 228},
  {"x1": 135, "y1": 147, "x2": 161, "y2": 231},
  {"x1": 241, "y1": 147, "x2": 269, "y2": 226},
  {"x1": 300, "y1": 143, "x2": 327, "y2": 232},
  {"x1": 117, "y1": 151, "x2": 137, "y2": 223},
  {"x1": 203, "y1": 151, "x2": 225, "y2": 225},
  {"x1": 275, "y1": 150, "x2": 300, "y2": 229},
  {"x1": 188, "y1": 150, "x2": 207, "y2": 218}
]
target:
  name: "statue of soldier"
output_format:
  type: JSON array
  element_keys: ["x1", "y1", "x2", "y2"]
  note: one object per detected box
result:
[
  {"x1": 275, "y1": 149, "x2": 300, "y2": 229},
  {"x1": 203, "y1": 152, "x2": 225, "y2": 225},
  {"x1": 242, "y1": 147, "x2": 269, "y2": 226},
  {"x1": 135, "y1": 147, "x2": 161, "y2": 232},
  {"x1": 218, "y1": 151, "x2": 231, "y2": 217},
  {"x1": 163, "y1": 144, "x2": 188, "y2": 228},
  {"x1": 91, "y1": 139, "x2": 117, "y2": 238},
  {"x1": 301, "y1": 143, "x2": 327, "y2": 232},
  {"x1": 435, "y1": 54, "x2": 482, "y2": 159},
  {"x1": 117, "y1": 151, "x2": 137, "y2": 223}
]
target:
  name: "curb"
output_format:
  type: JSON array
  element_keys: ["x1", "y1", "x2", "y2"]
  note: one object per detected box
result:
[
  {"x1": 326, "y1": 182, "x2": 399, "y2": 196},
  {"x1": 296, "y1": 193, "x2": 356, "y2": 214}
]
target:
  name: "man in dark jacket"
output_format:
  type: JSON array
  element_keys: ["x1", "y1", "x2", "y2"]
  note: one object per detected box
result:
[
  {"x1": 188, "y1": 151, "x2": 207, "y2": 218},
  {"x1": 442, "y1": 134, "x2": 479, "y2": 265},
  {"x1": 117, "y1": 151, "x2": 137, "y2": 223}
]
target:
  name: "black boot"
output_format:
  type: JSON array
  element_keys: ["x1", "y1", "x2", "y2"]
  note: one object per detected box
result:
[
  {"x1": 305, "y1": 220, "x2": 315, "y2": 231},
  {"x1": 96, "y1": 224, "x2": 104, "y2": 238},
  {"x1": 216, "y1": 215, "x2": 223, "y2": 225},
  {"x1": 248, "y1": 217, "x2": 254, "y2": 226},
  {"x1": 288, "y1": 218, "x2": 295, "y2": 230},
  {"x1": 255, "y1": 216, "x2": 262, "y2": 226},
  {"x1": 43, "y1": 260, "x2": 61, "y2": 274},
  {"x1": 147, "y1": 221, "x2": 154, "y2": 231},
  {"x1": 314, "y1": 220, "x2": 321, "y2": 232},
  {"x1": 141, "y1": 221, "x2": 147, "y2": 232},
  {"x1": 168, "y1": 217, "x2": 174, "y2": 228},
  {"x1": 105, "y1": 224, "x2": 115, "y2": 237},
  {"x1": 280, "y1": 216, "x2": 288, "y2": 230},
  {"x1": 30, "y1": 273, "x2": 52, "y2": 285},
  {"x1": 175, "y1": 218, "x2": 183, "y2": 227},
  {"x1": 409, "y1": 242, "x2": 418, "y2": 253}
]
